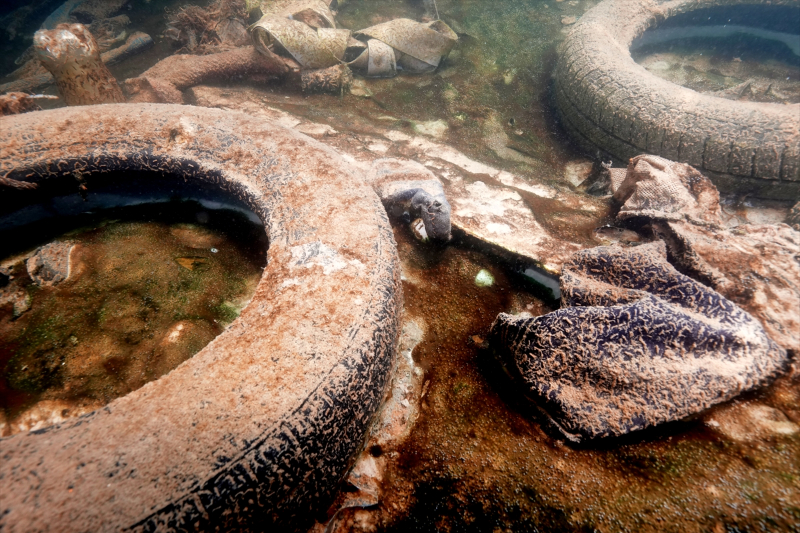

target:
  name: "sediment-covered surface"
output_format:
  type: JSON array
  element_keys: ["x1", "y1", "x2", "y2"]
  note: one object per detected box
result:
[
  {"x1": 554, "y1": 0, "x2": 800, "y2": 198},
  {"x1": 317, "y1": 226, "x2": 800, "y2": 533},
  {"x1": 490, "y1": 242, "x2": 789, "y2": 440},
  {"x1": 0, "y1": 103, "x2": 401, "y2": 532},
  {"x1": 0, "y1": 201, "x2": 267, "y2": 436}
]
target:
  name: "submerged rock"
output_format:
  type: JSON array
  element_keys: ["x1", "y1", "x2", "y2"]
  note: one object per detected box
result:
[
  {"x1": 475, "y1": 269, "x2": 494, "y2": 287},
  {"x1": 26, "y1": 242, "x2": 74, "y2": 287},
  {"x1": 0, "y1": 284, "x2": 31, "y2": 318},
  {"x1": 490, "y1": 242, "x2": 788, "y2": 441}
]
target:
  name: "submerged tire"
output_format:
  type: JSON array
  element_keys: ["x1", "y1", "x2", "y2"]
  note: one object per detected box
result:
[
  {"x1": 554, "y1": 0, "x2": 800, "y2": 199},
  {"x1": 0, "y1": 104, "x2": 401, "y2": 532}
]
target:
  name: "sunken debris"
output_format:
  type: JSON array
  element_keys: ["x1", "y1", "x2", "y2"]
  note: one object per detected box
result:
[{"x1": 490, "y1": 241, "x2": 788, "y2": 441}]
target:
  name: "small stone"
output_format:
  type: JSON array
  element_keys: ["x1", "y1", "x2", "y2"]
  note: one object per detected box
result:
[
  {"x1": 26, "y1": 242, "x2": 74, "y2": 287},
  {"x1": 413, "y1": 119, "x2": 448, "y2": 139},
  {"x1": 561, "y1": 16, "x2": 577, "y2": 25},
  {"x1": 475, "y1": 269, "x2": 494, "y2": 287},
  {"x1": 706, "y1": 402, "x2": 799, "y2": 442},
  {"x1": 564, "y1": 160, "x2": 593, "y2": 187},
  {"x1": 349, "y1": 79, "x2": 370, "y2": 97}
]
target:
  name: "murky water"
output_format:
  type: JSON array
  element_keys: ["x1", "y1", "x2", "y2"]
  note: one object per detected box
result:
[
  {"x1": 632, "y1": 6, "x2": 800, "y2": 103},
  {"x1": 0, "y1": 200, "x2": 266, "y2": 436},
  {"x1": 0, "y1": 0, "x2": 798, "y2": 530}
]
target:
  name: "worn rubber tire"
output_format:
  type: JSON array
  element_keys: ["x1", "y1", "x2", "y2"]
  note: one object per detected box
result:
[
  {"x1": 0, "y1": 104, "x2": 401, "y2": 532},
  {"x1": 554, "y1": 0, "x2": 800, "y2": 199}
]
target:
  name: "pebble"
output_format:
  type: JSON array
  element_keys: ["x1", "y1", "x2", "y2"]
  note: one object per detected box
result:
[
  {"x1": 706, "y1": 402, "x2": 799, "y2": 442},
  {"x1": 475, "y1": 269, "x2": 495, "y2": 287}
]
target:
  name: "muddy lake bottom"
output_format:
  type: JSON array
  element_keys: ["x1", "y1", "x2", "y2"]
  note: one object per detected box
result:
[
  {"x1": 321, "y1": 225, "x2": 800, "y2": 533},
  {"x1": 0, "y1": 200, "x2": 266, "y2": 436},
  {"x1": 0, "y1": 202, "x2": 797, "y2": 531}
]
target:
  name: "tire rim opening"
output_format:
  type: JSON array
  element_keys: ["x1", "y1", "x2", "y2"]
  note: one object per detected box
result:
[{"x1": 0, "y1": 170, "x2": 268, "y2": 437}]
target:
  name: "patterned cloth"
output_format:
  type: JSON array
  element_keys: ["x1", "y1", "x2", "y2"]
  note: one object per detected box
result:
[{"x1": 490, "y1": 242, "x2": 788, "y2": 441}]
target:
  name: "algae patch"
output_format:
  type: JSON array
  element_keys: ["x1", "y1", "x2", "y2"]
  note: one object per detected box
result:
[{"x1": 0, "y1": 201, "x2": 265, "y2": 436}]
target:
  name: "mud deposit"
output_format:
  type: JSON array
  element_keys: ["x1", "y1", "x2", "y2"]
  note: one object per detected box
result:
[
  {"x1": 324, "y1": 226, "x2": 800, "y2": 533},
  {"x1": 0, "y1": 201, "x2": 265, "y2": 436},
  {"x1": 632, "y1": 5, "x2": 800, "y2": 104},
  {"x1": 634, "y1": 35, "x2": 800, "y2": 103}
]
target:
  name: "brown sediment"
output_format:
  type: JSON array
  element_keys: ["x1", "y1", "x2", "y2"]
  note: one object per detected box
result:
[
  {"x1": 321, "y1": 226, "x2": 800, "y2": 533},
  {"x1": 0, "y1": 103, "x2": 400, "y2": 532}
]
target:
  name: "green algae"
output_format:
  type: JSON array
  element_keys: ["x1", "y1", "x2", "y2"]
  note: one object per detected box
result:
[{"x1": 0, "y1": 200, "x2": 265, "y2": 435}]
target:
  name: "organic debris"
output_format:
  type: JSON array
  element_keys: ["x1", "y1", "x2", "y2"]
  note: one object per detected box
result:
[{"x1": 165, "y1": 0, "x2": 252, "y2": 53}]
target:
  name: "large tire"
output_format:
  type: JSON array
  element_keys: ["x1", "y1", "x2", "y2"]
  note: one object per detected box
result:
[
  {"x1": 0, "y1": 104, "x2": 401, "y2": 532},
  {"x1": 555, "y1": 0, "x2": 800, "y2": 199}
]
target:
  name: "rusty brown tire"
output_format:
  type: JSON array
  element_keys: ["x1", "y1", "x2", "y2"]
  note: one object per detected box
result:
[
  {"x1": 554, "y1": 0, "x2": 800, "y2": 199},
  {"x1": 0, "y1": 103, "x2": 401, "y2": 532}
]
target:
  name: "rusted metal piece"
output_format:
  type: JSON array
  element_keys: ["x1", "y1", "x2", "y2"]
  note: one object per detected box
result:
[
  {"x1": 33, "y1": 23, "x2": 125, "y2": 106},
  {"x1": 0, "y1": 103, "x2": 401, "y2": 532},
  {"x1": 354, "y1": 18, "x2": 457, "y2": 70},
  {"x1": 251, "y1": 16, "x2": 349, "y2": 68}
]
